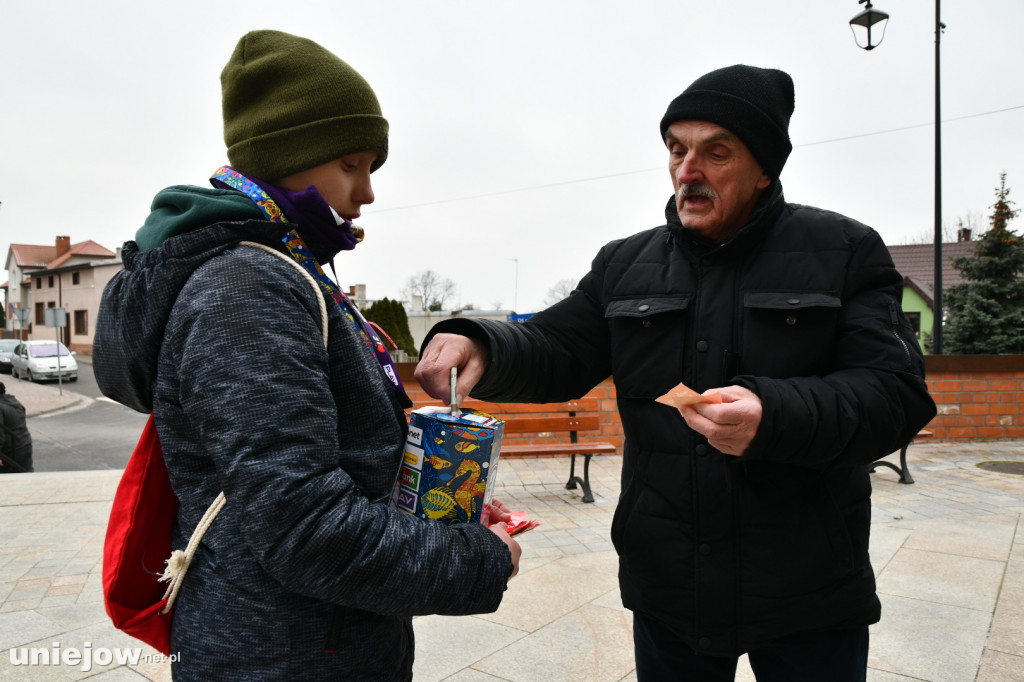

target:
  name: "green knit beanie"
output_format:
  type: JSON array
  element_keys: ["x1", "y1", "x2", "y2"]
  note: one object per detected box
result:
[{"x1": 221, "y1": 30, "x2": 389, "y2": 181}]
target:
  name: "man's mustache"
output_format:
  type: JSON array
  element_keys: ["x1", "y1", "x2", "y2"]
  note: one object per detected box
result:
[{"x1": 677, "y1": 183, "x2": 718, "y2": 202}]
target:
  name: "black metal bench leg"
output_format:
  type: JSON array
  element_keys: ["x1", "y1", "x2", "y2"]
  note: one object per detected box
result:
[
  {"x1": 565, "y1": 454, "x2": 594, "y2": 502},
  {"x1": 579, "y1": 454, "x2": 594, "y2": 502},
  {"x1": 868, "y1": 445, "x2": 915, "y2": 484},
  {"x1": 897, "y1": 444, "x2": 915, "y2": 484}
]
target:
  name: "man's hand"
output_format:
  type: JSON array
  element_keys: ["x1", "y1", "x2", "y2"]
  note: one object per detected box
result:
[
  {"x1": 414, "y1": 333, "x2": 489, "y2": 405},
  {"x1": 677, "y1": 385, "x2": 762, "y2": 456}
]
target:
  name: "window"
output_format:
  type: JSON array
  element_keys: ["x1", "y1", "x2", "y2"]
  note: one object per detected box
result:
[
  {"x1": 74, "y1": 310, "x2": 88, "y2": 336},
  {"x1": 36, "y1": 277, "x2": 42, "y2": 289},
  {"x1": 906, "y1": 312, "x2": 922, "y2": 338},
  {"x1": 72, "y1": 272, "x2": 80, "y2": 285},
  {"x1": 48, "y1": 275, "x2": 54, "y2": 288},
  {"x1": 35, "y1": 302, "x2": 45, "y2": 325}
]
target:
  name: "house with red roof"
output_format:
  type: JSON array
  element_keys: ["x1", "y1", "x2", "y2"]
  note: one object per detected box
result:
[
  {"x1": 4, "y1": 236, "x2": 122, "y2": 353},
  {"x1": 886, "y1": 228, "x2": 977, "y2": 354}
]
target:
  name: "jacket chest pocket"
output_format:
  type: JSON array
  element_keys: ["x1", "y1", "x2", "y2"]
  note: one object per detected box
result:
[
  {"x1": 740, "y1": 292, "x2": 840, "y2": 377},
  {"x1": 605, "y1": 296, "x2": 690, "y2": 399}
]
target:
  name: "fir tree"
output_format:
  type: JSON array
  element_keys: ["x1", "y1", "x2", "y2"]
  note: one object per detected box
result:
[
  {"x1": 942, "y1": 173, "x2": 1024, "y2": 354},
  {"x1": 364, "y1": 298, "x2": 417, "y2": 357}
]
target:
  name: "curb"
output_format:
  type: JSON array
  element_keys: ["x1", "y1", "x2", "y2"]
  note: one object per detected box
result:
[
  {"x1": 0, "y1": 374, "x2": 90, "y2": 418},
  {"x1": 32, "y1": 392, "x2": 93, "y2": 417}
]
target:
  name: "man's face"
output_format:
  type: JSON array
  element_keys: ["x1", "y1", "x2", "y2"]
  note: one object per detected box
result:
[{"x1": 666, "y1": 120, "x2": 771, "y2": 243}]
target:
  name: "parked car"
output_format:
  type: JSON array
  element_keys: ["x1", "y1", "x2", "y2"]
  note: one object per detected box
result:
[
  {"x1": 0, "y1": 339, "x2": 20, "y2": 374},
  {"x1": 10, "y1": 340, "x2": 78, "y2": 382}
]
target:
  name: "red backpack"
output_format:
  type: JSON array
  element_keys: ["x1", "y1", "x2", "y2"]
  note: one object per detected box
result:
[
  {"x1": 102, "y1": 415, "x2": 225, "y2": 655},
  {"x1": 102, "y1": 414, "x2": 178, "y2": 654}
]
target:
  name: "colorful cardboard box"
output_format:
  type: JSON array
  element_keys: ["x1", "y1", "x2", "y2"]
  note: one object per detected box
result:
[{"x1": 391, "y1": 407, "x2": 505, "y2": 525}]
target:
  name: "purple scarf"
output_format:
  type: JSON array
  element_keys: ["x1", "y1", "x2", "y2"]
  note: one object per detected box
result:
[{"x1": 211, "y1": 175, "x2": 361, "y2": 264}]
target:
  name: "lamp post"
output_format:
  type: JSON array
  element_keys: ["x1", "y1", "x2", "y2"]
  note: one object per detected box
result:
[
  {"x1": 507, "y1": 257, "x2": 519, "y2": 312},
  {"x1": 850, "y1": 1, "x2": 944, "y2": 354}
]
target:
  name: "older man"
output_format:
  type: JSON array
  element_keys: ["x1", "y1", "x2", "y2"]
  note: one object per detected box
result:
[
  {"x1": 416, "y1": 65, "x2": 936, "y2": 680},
  {"x1": 0, "y1": 383, "x2": 32, "y2": 473}
]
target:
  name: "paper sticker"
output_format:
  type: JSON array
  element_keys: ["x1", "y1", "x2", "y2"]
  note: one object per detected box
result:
[
  {"x1": 400, "y1": 465, "x2": 421, "y2": 491},
  {"x1": 403, "y1": 444, "x2": 425, "y2": 469},
  {"x1": 394, "y1": 488, "x2": 417, "y2": 514}
]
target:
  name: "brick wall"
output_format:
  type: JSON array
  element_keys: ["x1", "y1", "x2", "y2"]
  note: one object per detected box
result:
[
  {"x1": 399, "y1": 355, "x2": 1024, "y2": 447},
  {"x1": 923, "y1": 355, "x2": 1024, "y2": 440}
]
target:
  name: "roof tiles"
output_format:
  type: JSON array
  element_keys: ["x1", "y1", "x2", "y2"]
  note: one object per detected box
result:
[{"x1": 886, "y1": 241, "x2": 977, "y2": 305}]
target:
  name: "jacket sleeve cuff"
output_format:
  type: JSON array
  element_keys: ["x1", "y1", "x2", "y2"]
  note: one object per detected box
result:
[{"x1": 419, "y1": 318, "x2": 492, "y2": 357}]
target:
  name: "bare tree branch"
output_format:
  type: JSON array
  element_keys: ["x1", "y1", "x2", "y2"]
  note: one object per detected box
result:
[
  {"x1": 543, "y1": 278, "x2": 578, "y2": 306},
  {"x1": 402, "y1": 270, "x2": 458, "y2": 310}
]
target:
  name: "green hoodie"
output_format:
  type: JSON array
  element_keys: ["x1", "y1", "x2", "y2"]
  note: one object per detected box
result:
[{"x1": 134, "y1": 185, "x2": 265, "y2": 251}]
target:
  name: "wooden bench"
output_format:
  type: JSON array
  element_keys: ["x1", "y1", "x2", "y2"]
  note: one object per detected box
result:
[
  {"x1": 416, "y1": 397, "x2": 617, "y2": 503},
  {"x1": 869, "y1": 429, "x2": 933, "y2": 484}
]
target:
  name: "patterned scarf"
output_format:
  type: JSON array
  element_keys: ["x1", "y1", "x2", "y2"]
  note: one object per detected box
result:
[{"x1": 211, "y1": 166, "x2": 412, "y2": 408}]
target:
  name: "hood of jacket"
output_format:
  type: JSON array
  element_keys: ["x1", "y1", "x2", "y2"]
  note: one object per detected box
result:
[
  {"x1": 134, "y1": 185, "x2": 265, "y2": 252},
  {"x1": 137, "y1": 183, "x2": 354, "y2": 265},
  {"x1": 95, "y1": 187, "x2": 292, "y2": 412}
]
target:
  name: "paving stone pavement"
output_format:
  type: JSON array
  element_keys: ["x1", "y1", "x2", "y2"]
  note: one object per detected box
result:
[{"x1": 1, "y1": 432, "x2": 1023, "y2": 680}]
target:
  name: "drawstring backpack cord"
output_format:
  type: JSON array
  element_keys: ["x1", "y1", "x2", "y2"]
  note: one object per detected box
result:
[
  {"x1": 158, "y1": 240, "x2": 330, "y2": 614},
  {"x1": 366, "y1": 320, "x2": 399, "y2": 350},
  {"x1": 159, "y1": 492, "x2": 226, "y2": 612}
]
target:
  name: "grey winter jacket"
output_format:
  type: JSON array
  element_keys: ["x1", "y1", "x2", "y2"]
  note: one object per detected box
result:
[
  {"x1": 94, "y1": 186, "x2": 511, "y2": 680},
  {"x1": 425, "y1": 183, "x2": 936, "y2": 656}
]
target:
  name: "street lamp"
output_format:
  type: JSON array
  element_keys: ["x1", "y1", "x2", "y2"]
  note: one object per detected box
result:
[
  {"x1": 507, "y1": 258, "x2": 519, "y2": 312},
  {"x1": 849, "y1": 0, "x2": 889, "y2": 50},
  {"x1": 850, "y1": 1, "x2": 944, "y2": 354}
]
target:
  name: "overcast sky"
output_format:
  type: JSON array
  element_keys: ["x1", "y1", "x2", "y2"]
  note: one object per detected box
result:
[{"x1": 2, "y1": 0, "x2": 1022, "y2": 313}]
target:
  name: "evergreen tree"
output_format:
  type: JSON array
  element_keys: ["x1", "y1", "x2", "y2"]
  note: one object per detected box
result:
[
  {"x1": 364, "y1": 298, "x2": 417, "y2": 358},
  {"x1": 942, "y1": 173, "x2": 1024, "y2": 354},
  {"x1": 387, "y1": 299, "x2": 416, "y2": 357}
]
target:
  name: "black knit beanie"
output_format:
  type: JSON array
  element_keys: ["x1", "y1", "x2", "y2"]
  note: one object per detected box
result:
[
  {"x1": 659, "y1": 65, "x2": 794, "y2": 179},
  {"x1": 222, "y1": 30, "x2": 389, "y2": 182}
]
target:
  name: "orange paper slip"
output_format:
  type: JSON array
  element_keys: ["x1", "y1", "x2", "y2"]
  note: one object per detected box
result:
[{"x1": 655, "y1": 382, "x2": 723, "y2": 409}]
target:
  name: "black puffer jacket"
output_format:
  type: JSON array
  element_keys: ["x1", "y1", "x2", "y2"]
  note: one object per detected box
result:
[
  {"x1": 427, "y1": 183, "x2": 936, "y2": 656},
  {"x1": 0, "y1": 393, "x2": 32, "y2": 473},
  {"x1": 94, "y1": 186, "x2": 511, "y2": 680}
]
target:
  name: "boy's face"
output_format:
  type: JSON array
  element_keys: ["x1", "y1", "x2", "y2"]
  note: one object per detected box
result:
[{"x1": 276, "y1": 150, "x2": 378, "y2": 221}]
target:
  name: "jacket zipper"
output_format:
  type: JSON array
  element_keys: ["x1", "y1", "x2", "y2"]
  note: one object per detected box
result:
[
  {"x1": 690, "y1": 259, "x2": 703, "y2": 641},
  {"x1": 889, "y1": 301, "x2": 913, "y2": 369}
]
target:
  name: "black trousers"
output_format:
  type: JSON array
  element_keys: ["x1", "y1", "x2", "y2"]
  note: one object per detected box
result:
[{"x1": 633, "y1": 611, "x2": 869, "y2": 682}]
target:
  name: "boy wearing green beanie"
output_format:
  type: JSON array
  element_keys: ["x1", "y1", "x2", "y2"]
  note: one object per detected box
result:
[{"x1": 94, "y1": 30, "x2": 519, "y2": 681}]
